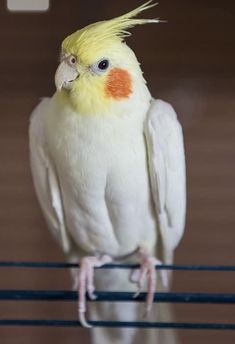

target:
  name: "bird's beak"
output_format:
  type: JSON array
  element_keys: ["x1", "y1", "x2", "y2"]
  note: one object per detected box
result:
[{"x1": 55, "y1": 60, "x2": 79, "y2": 91}]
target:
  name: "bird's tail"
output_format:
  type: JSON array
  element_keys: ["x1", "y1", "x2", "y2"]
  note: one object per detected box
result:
[{"x1": 89, "y1": 268, "x2": 178, "y2": 344}]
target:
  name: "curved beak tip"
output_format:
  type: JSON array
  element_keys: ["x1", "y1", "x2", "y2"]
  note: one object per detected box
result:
[{"x1": 55, "y1": 61, "x2": 79, "y2": 91}]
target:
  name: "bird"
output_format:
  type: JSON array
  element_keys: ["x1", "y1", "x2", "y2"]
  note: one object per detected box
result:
[{"x1": 29, "y1": 1, "x2": 186, "y2": 343}]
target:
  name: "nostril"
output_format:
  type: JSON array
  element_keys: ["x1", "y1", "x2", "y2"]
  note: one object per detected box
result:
[
  {"x1": 71, "y1": 57, "x2": 76, "y2": 64},
  {"x1": 67, "y1": 55, "x2": 77, "y2": 67}
]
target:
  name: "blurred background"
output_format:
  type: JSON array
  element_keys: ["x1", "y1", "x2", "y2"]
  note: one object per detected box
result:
[{"x1": 0, "y1": 0, "x2": 234, "y2": 343}]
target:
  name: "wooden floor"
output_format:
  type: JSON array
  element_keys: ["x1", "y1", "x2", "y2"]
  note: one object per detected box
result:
[{"x1": 0, "y1": 0, "x2": 234, "y2": 343}]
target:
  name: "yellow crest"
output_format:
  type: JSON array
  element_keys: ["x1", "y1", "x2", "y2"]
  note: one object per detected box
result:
[{"x1": 62, "y1": 1, "x2": 160, "y2": 63}]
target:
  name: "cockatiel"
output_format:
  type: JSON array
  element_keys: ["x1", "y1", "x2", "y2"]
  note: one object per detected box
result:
[{"x1": 29, "y1": 1, "x2": 186, "y2": 343}]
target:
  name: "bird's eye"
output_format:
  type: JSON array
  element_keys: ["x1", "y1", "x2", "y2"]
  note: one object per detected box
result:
[
  {"x1": 98, "y1": 59, "x2": 109, "y2": 71},
  {"x1": 91, "y1": 58, "x2": 110, "y2": 75}
]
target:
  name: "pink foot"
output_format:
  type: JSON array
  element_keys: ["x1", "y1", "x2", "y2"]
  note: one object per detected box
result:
[
  {"x1": 130, "y1": 248, "x2": 168, "y2": 316},
  {"x1": 77, "y1": 254, "x2": 112, "y2": 327}
]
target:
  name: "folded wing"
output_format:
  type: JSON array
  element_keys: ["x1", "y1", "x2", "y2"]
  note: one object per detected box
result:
[
  {"x1": 29, "y1": 99, "x2": 71, "y2": 254},
  {"x1": 145, "y1": 99, "x2": 186, "y2": 263}
]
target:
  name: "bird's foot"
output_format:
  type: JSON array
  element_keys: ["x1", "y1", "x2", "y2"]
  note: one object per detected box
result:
[
  {"x1": 130, "y1": 248, "x2": 168, "y2": 317},
  {"x1": 77, "y1": 254, "x2": 112, "y2": 328}
]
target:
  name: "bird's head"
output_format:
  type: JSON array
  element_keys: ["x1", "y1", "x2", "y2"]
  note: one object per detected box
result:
[{"x1": 55, "y1": 1, "x2": 160, "y2": 115}]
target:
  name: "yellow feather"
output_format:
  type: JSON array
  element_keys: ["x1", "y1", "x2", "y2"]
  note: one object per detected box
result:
[
  {"x1": 62, "y1": 1, "x2": 159, "y2": 64},
  {"x1": 59, "y1": 1, "x2": 157, "y2": 114}
]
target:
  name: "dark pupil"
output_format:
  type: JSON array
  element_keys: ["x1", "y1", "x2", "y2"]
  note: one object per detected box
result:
[{"x1": 98, "y1": 60, "x2": 109, "y2": 70}]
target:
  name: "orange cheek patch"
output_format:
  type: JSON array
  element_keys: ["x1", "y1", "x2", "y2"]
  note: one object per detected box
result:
[{"x1": 105, "y1": 68, "x2": 132, "y2": 100}]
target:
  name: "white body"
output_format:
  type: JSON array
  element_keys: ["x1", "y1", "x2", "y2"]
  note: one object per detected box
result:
[
  {"x1": 29, "y1": 95, "x2": 186, "y2": 344},
  {"x1": 29, "y1": 95, "x2": 185, "y2": 261},
  {"x1": 44, "y1": 93, "x2": 156, "y2": 258},
  {"x1": 29, "y1": 4, "x2": 186, "y2": 343}
]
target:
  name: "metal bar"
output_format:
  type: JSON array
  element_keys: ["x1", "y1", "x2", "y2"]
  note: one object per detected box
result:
[
  {"x1": 0, "y1": 319, "x2": 234, "y2": 330},
  {"x1": 0, "y1": 261, "x2": 234, "y2": 271},
  {"x1": 1, "y1": 290, "x2": 235, "y2": 303}
]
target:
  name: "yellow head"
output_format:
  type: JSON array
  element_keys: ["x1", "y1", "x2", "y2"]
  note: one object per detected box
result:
[{"x1": 55, "y1": 1, "x2": 159, "y2": 115}]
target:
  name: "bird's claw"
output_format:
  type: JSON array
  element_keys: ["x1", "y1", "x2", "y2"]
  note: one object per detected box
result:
[
  {"x1": 79, "y1": 309, "x2": 92, "y2": 328},
  {"x1": 130, "y1": 248, "x2": 168, "y2": 317},
  {"x1": 77, "y1": 254, "x2": 112, "y2": 328}
]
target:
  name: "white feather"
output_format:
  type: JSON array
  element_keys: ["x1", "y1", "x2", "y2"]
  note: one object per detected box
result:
[
  {"x1": 29, "y1": 96, "x2": 184, "y2": 344},
  {"x1": 145, "y1": 99, "x2": 186, "y2": 263},
  {"x1": 29, "y1": 99, "x2": 71, "y2": 253}
]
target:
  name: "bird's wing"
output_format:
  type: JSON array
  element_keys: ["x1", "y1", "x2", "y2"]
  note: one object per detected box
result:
[
  {"x1": 29, "y1": 99, "x2": 71, "y2": 254},
  {"x1": 145, "y1": 99, "x2": 186, "y2": 263}
]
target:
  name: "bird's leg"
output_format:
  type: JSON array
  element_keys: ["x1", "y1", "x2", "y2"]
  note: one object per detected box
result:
[
  {"x1": 130, "y1": 248, "x2": 168, "y2": 317},
  {"x1": 77, "y1": 254, "x2": 112, "y2": 328}
]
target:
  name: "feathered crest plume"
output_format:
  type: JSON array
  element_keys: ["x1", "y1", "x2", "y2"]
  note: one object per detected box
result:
[
  {"x1": 91, "y1": 0, "x2": 159, "y2": 39},
  {"x1": 62, "y1": 1, "x2": 160, "y2": 59}
]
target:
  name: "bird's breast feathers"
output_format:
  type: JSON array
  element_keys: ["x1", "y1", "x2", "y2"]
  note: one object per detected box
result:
[{"x1": 44, "y1": 95, "x2": 157, "y2": 256}]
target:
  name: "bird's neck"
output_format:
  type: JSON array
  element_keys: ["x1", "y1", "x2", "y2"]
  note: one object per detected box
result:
[{"x1": 56, "y1": 79, "x2": 151, "y2": 120}]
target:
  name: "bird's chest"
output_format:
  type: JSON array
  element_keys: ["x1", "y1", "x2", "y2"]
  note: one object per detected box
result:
[
  {"x1": 46, "y1": 110, "x2": 156, "y2": 255},
  {"x1": 47, "y1": 111, "x2": 147, "y2": 196}
]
